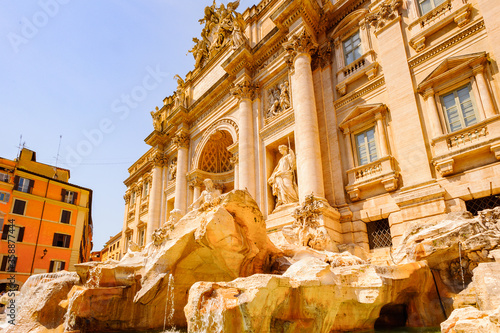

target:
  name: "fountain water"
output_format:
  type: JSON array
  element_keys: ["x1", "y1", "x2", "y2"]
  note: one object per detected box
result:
[
  {"x1": 163, "y1": 273, "x2": 175, "y2": 331},
  {"x1": 85, "y1": 264, "x2": 103, "y2": 288}
]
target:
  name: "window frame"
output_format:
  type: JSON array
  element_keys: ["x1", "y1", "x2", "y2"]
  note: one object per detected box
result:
[
  {"x1": 418, "y1": 0, "x2": 447, "y2": 16},
  {"x1": 52, "y1": 233, "x2": 71, "y2": 248},
  {"x1": 354, "y1": 125, "x2": 379, "y2": 166},
  {"x1": 12, "y1": 199, "x2": 26, "y2": 216},
  {"x1": 138, "y1": 228, "x2": 145, "y2": 247},
  {"x1": 61, "y1": 189, "x2": 78, "y2": 204},
  {"x1": 49, "y1": 260, "x2": 66, "y2": 273},
  {"x1": 438, "y1": 83, "x2": 480, "y2": 133},
  {"x1": 0, "y1": 172, "x2": 10, "y2": 183},
  {"x1": 16, "y1": 176, "x2": 33, "y2": 193},
  {"x1": 1, "y1": 224, "x2": 25, "y2": 242},
  {"x1": 60, "y1": 209, "x2": 72, "y2": 224},
  {"x1": 342, "y1": 30, "x2": 363, "y2": 66},
  {"x1": 0, "y1": 255, "x2": 17, "y2": 272},
  {"x1": 0, "y1": 191, "x2": 10, "y2": 204}
]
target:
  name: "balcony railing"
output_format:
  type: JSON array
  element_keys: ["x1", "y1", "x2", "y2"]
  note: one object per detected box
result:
[
  {"x1": 336, "y1": 50, "x2": 378, "y2": 96},
  {"x1": 432, "y1": 115, "x2": 500, "y2": 176},
  {"x1": 346, "y1": 155, "x2": 399, "y2": 201}
]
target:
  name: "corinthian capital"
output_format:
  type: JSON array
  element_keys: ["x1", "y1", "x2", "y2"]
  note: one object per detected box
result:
[
  {"x1": 283, "y1": 30, "x2": 318, "y2": 60},
  {"x1": 231, "y1": 79, "x2": 258, "y2": 101},
  {"x1": 173, "y1": 132, "x2": 190, "y2": 149},
  {"x1": 152, "y1": 151, "x2": 165, "y2": 167}
]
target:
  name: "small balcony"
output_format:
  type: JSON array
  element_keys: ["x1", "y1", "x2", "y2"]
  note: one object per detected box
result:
[
  {"x1": 345, "y1": 155, "x2": 399, "y2": 201},
  {"x1": 408, "y1": 0, "x2": 471, "y2": 52},
  {"x1": 336, "y1": 50, "x2": 379, "y2": 96},
  {"x1": 432, "y1": 115, "x2": 500, "y2": 176}
]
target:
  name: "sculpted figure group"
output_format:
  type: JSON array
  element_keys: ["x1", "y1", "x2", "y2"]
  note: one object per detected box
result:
[
  {"x1": 189, "y1": 0, "x2": 247, "y2": 69},
  {"x1": 267, "y1": 81, "x2": 291, "y2": 118}
]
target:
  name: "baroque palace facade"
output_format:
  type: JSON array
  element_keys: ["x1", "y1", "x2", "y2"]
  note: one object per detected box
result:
[{"x1": 121, "y1": 0, "x2": 500, "y2": 258}]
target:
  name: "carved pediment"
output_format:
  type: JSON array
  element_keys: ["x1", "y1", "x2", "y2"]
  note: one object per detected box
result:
[
  {"x1": 339, "y1": 103, "x2": 387, "y2": 131},
  {"x1": 417, "y1": 52, "x2": 488, "y2": 93},
  {"x1": 331, "y1": 9, "x2": 369, "y2": 39}
]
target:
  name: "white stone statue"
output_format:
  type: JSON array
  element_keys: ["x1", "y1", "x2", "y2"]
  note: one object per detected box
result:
[
  {"x1": 279, "y1": 81, "x2": 291, "y2": 110},
  {"x1": 189, "y1": 178, "x2": 221, "y2": 211},
  {"x1": 268, "y1": 145, "x2": 299, "y2": 208},
  {"x1": 169, "y1": 158, "x2": 177, "y2": 181}
]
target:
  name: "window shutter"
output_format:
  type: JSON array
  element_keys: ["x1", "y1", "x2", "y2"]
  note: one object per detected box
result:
[
  {"x1": 7, "y1": 257, "x2": 17, "y2": 272},
  {"x1": 13, "y1": 176, "x2": 19, "y2": 190},
  {"x1": 0, "y1": 256, "x2": 7, "y2": 271},
  {"x1": 1, "y1": 225, "x2": 9, "y2": 240},
  {"x1": 28, "y1": 179, "x2": 34, "y2": 193},
  {"x1": 5, "y1": 193, "x2": 10, "y2": 202},
  {"x1": 61, "y1": 262, "x2": 65, "y2": 270},
  {"x1": 61, "y1": 189, "x2": 67, "y2": 202},
  {"x1": 52, "y1": 234, "x2": 58, "y2": 247},
  {"x1": 72, "y1": 192, "x2": 78, "y2": 205},
  {"x1": 17, "y1": 227, "x2": 24, "y2": 242},
  {"x1": 49, "y1": 261, "x2": 54, "y2": 273},
  {"x1": 64, "y1": 235, "x2": 71, "y2": 248}
]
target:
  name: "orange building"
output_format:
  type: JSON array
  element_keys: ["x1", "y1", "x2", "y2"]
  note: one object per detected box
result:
[{"x1": 0, "y1": 148, "x2": 93, "y2": 290}]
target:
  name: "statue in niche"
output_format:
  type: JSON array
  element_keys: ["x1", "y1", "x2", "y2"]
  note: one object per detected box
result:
[
  {"x1": 268, "y1": 145, "x2": 299, "y2": 208},
  {"x1": 266, "y1": 81, "x2": 291, "y2": 118},
  {"x1": 169, "y1": 158, "x2": 177, "y2": 181},
  {"x1": 189, "y1": 178, "x2": 222, "y2": 211}
]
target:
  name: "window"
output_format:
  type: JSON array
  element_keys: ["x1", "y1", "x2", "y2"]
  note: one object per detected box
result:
[
  {"x1": 355, "y1": 127, "x2": 378, "y2": 166},
  {"x1": 418, "y1": 0, "x2": 446, "y2": 15},
  {"x1": 130, "y1": 192, "x2": 136, "y2": 206},
  {"x1": 441, "y1": 84, "x2": 478, "y2": 133},
  {"x1": 0, "y1": 191, "x2": 10, "y2": 203},
  {"x1": 49, "y1": 260, "x2": 66, "y2": 272},
  {"x1": 138, "y1": 228, "x2": 145, "y2": 247},
  {"x1": 0, "y1": 172, "x2": 10, "y2": 183},
  {"x1": 343, "y1": 31, "x2": 362, "y2": 66},
  {"x1": 465, "y1": 195, "x2": 500, "y2": 216},
  {"x1": 12, "y1": 199, "x2": 26, "y2": 215},
  {"x1": 15, "y1": 176, "x2": 33, "y2": 193},
  {"x1": 52, "y1": 233, "x2": 71, "y2": 248},
  {"x1": 143, "y1": 182, "x2": 149, "y2": 197},
  {"x1": 60, "y1": 210, "x2": 71, "y2": 224},
  {"x1": 1, "y1": 224, "x2": 24, "y2": 242},
  {"x1": 366, "y1": 218, "x2": 392, "y2": 249},
  {"x1": 0, "y1": 256, "x2": 17, "y2": 272},
  {"x1": 61, "y1": 189, "x2": 78, "y2": 204}
]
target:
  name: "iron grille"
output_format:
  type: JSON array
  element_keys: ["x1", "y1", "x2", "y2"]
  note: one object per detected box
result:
[
  {"x1": 366, "y1": 218, "x2": 393, "y2": 249},
  {"x1": 465, "y1": 195, "x2": 500, "y2": 216}
]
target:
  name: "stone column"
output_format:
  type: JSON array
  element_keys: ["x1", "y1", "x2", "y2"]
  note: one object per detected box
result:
[
  {"x1": 473, "y1": 65, "x2": 497, "y2": 118},
  {"x1": 375, "y1": 112, "x2": 389, "y2": 157},
  {"x1": 230, "y1": 153, "x2": 239, "y2": 189},
  {"x1": 189, "y1": 178, "x2": 202, "y2": 209},
  {"x1": 284, "y1": 30, "x2": 325, "y2": 201},
  {"x1": 146, "y1": 151, "x2": 164, "y2": 244},
  {"x1": 173, "y1": 132, "x2": 190, "y2": 215},
  {"x1": 231, "y1": 79, "x2": 257, "y2": 199},
  {"x1": 121, "y1": 191, "x2": 131, "y2": 254},
  {"x1": 424, "y1": 88, "x2": 443, "y2": 138}
]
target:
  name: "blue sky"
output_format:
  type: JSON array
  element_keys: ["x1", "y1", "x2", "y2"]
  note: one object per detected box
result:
[{"x1": 0, "y1": 0, "x2": 257, "y2": 250}]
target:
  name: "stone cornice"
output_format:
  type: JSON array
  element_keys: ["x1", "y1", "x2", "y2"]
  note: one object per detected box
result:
[
  {"x1": 334, "y1": 75, "x2": 385, "y2": 109},
  {"x1": 366, "y1": 0, "x2": 402, "y2": 35},
  {"x1": 271, "y1": 0, "x2": 323, "y2": 34}
]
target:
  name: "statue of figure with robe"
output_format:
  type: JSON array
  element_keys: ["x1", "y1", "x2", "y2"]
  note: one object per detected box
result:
[{"x1": 268, "y1": 145, "x2": 299, "y2": 208}]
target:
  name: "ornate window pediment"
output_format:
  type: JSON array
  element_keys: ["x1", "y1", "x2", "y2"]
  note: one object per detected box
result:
[
  {"x1": 418, "y1": 52, "x2": 486, "y2": 91},
  {"x1": 339, "y1": 103, "x2": 386, "y2": 131}
]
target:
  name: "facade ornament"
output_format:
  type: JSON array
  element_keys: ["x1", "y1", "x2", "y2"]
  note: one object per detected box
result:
[
  {"x1": 123, "y1": 192, "x2": 131, "y2": 204},
  {"x1": 189, "y1": 178, "x2": 203, "y2": 188},
  {"x1": 283, "y1": 30, "x2": 318, "y2": 67},
  {"x1": 366, "y1": 0, "x2": 402, "y2": 31},
  {"x1": 268, "y1": 144, "x2": 299, "y2": 209},
  {"x1": 231, "y1": 79, "x2": 257, "y2": 101},
  {"x1": 266, "y1": 81, "x2": 291, "y2": 119},
  {"x1": 190, "y1": 0, "x2": 246, "y2": 69},
  {"x1": 318, "y1": 43, "x2": 333, "y2": 68},
  {"x1": 169, "y1": 157, "x2": 178, "y2": 181},
  {"x1": 189, "y1": 178, "x2": 222, "y2": 212},
  {"x1": 151, "y1": 209, "x2": 183, "y2": 246},
  {"x1": 229, "y1": 153, "x2": 239, "y2": 165},
  {"x1": 478, "y1": 207, "x2": 500, "y2": 235},
  {"x1": 282, "y1": 193, "x2": 331, "y2": 251},
  {"x1": 150, "y1": 106, "x2": 162, "y2": 132},
  {"x1": 152, "y1": 151, "x2": 166, "y2": 167},
  {"x1": 173, "y1": 75, "x2": 189, "y2": 108},
  {"x1": 173, "y1": 132, "x2": 190, "y2": 149}
]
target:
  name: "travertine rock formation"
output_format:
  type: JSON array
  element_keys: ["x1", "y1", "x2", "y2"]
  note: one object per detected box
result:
[
  {"x1": 6, "y1": 190, "x2": 280, "y2": 332},
  {"x1": 185, "y1": 257, "x2": 445, "y2": 332}
]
